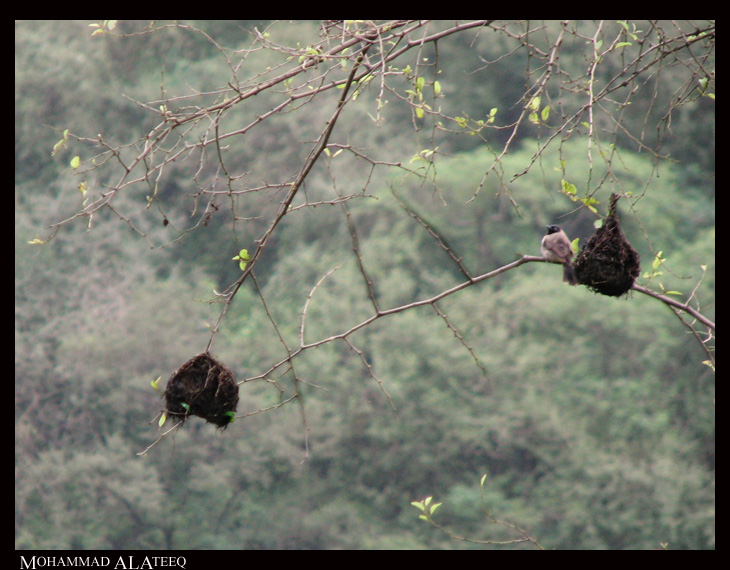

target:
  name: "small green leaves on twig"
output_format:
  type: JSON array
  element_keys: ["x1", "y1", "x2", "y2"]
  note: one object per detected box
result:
[
  {"x1": 323, "y1": 146, "x2": 344, "y2": 159},
  {"x1": 410, "y1": 147, "x2": 438, "y2": 164},
  {"x1": 453, "y1": 108, "x2": 497, "y2": 136},
  {"x1": 641, "y1": 251, "x2": 683, "y2": 296},
  {"x1": 527, "y1": 95, "x2": 550, "y2": 126},
  {"x1": 560, "y1": 179, "x2": 600, "y2": 214},
  {"x1": 52, "y1": 129, "x2": 69, "y2": 157},
  {"x1": 89, "y1": 21, "x2": 118, "y2": 36},
  {"x1": 644, "y1": 250, "x2": 666, "y2": 280},
  {"x1": 411, "y1": 473, "x2": 545, "y2": 549},
  {"x1": 410, "y1": 496, "x2": 442, "y2": 522},
  {"x1": 698, "y1": 76, "x2": 715, "y2": 99},
  {"x1": 232, "y1": 248, "x2": 251, "y2": 271},
  {"x1": 78, "y1": 181, "x2": 89, "y2": 204}
]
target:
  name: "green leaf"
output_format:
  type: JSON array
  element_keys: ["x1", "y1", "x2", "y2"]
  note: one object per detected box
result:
[
  {"x1": 579, "y1": 196, "x2": 600, "y2": 214},
  {"x1": 52, "y1": 129, "x2": 69, "y2": 157},
  {"x1": 232, "y1": 248, "x2": 251, "y2": 271},
  {"x1": 158, "y1": 412, "x2": 167, "y2": 428},
  {"x1": 561, "y1": 179, "x2": 577, "y2": 195},
  {"x1": 541, "y1": 105, "x2": 550, "y2": 122},
  {"x1": 70, "y1": 155, "x2": 80, "y2": 169},
  {"x1": 433, "y1": 80, "x2": 442, "y2": 96},
  {"x1": 151, "y1": 376, "x2": 163, "y2": 393},
  {"x1": 652, "y1": 251, "x2": 664, "y2": 271}
]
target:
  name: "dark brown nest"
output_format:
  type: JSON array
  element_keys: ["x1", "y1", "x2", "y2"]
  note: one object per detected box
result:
[
  {"x1": 573, "y1": 194, "x2": 641, "y2": 297},
  {"x1": 164, "y1": 353, "x2": 239, "y2": 429}
]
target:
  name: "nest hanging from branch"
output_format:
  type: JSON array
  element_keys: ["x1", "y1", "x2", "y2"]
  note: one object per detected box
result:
[
  {"x1": 164, "y1": 353, "x2": 239, "y2": 429},
  {"x1": 573, "y1": 194, "x2": 641, "y2": 297}
]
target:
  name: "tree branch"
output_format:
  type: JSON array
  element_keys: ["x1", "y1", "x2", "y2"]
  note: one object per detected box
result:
[{"x1": 632, "y1": 283, "x2": 715, "y2": 331}]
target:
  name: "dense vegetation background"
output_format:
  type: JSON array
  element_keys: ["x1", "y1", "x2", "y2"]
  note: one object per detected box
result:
[{"x1": 16, "y1": 20, "x2": 714, "y2": 549}]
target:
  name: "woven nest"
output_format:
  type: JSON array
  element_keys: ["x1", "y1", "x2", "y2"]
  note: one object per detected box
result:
[
  {"x1": 573, "y1": 194, "x2": 640, "y2": 297},
  {"x1": 164, "y1": 353, "x2": 239, "y2": 429}
]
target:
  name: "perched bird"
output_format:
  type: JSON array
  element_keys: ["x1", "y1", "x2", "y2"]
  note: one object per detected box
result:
[{"x1": 541, "y1": 225, "x2": 576, "y2": 285}]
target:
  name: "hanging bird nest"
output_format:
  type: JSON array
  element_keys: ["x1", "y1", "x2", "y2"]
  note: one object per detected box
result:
[
  {"x1": 573, "y1": 194, "x2": 641, "y2": 297},
  {"x1": 164, "y1": 352, "x2": 239, "y2": 429}
]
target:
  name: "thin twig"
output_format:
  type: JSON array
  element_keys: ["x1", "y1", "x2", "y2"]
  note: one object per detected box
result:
[{"x1": 632, "y1": 283, "x2": 715, "y2": 330}]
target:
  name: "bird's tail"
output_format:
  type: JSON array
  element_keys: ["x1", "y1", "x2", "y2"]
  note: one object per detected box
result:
[{"x1": 563, "y1": 262, "x2": 577, "y2": 286}]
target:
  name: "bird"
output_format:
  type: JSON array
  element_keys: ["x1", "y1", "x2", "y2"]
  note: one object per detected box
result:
[{"x1": 541, "y1": 225, "x2": 577, "y2": 285}]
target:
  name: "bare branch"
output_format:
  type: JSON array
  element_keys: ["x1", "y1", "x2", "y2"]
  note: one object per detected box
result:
[{"x1": 632, "y1": 283, "x2": 715, "y2": 331}]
